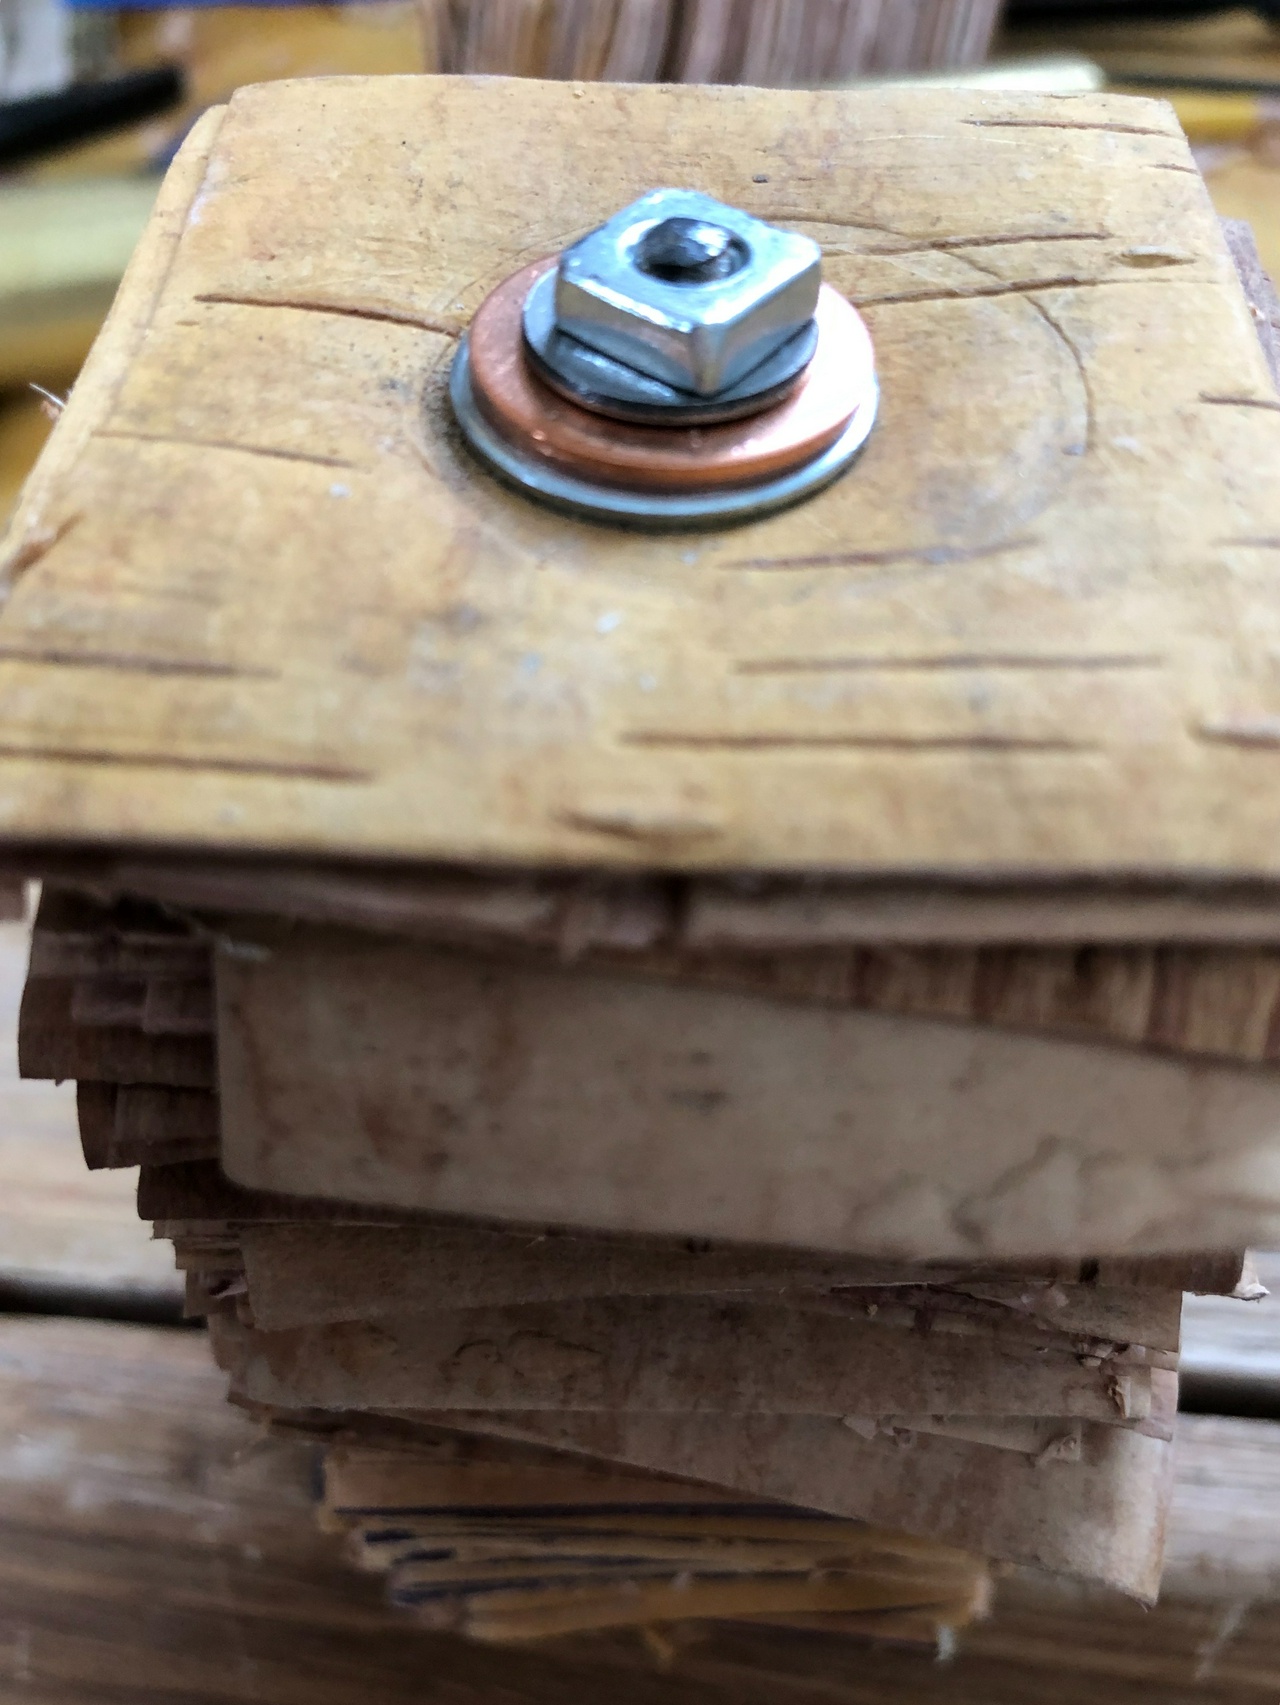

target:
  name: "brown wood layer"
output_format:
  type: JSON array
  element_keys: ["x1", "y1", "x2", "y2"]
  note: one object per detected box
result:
[{"x1": 17, "y1": 1314, "x2": 1277, "y2": 1705}]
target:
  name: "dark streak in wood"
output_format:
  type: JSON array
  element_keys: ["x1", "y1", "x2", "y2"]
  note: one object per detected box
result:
[
  {"x1": 0, "y1": 647, "x2": 279, "y2": 680},
  {"x1": 0, "y1": 746, "x2": 371, "y2": 782},
  {"x1": 1199, "y1": 395, "x2": 1280, "y2": 412},
  {"x1": 0, "y1": 513, "x2": 81, "y2": 587},
  {"x1": 721, "y1": 538, "x2": 1039, "y2": 572},
  {"x1": 963, "y1": 119, "x2": 1180, "y2": 139},
  {"x1": 857, "y1": 274, "x2": 1186, "y2": 308},
  {"x1": 863, "y1": 231, "x2": 1111, "y2": 258}
]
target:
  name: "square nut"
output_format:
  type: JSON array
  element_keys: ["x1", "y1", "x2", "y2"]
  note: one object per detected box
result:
[{"x1": 554, "y1": 188, "x2": 821, "y2": 397}]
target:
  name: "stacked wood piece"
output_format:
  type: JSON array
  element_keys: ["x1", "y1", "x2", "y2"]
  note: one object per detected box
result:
[
  {"x1": 419, "y1": 0, "x2": 1001, "y2": 82},
  {"x1": 18, "y1": 887, "x2": 1265, "y2": 1633},
  {"x1": 7, "y1": 75, "x2": 1280, "y2": 1658}
]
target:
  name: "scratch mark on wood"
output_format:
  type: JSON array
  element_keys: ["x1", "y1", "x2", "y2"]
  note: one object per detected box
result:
[
  {"x1": 1199, "y1": 394, "x2": 1280, "y2": 412},
  {"x1": 722, "y1": 538, "x2": 1038, "y2": 572},
  {"x1": 962, "y1": 119, "x2": 1180, "y2": 139},
  {"x1": 1217, "y1": 537, "x2": 1280, "y2": 548},
  {"x1": 0, "y1": 513, "x2": 81, "y2": 587},
  {"x1": 862, "y1": 230, "x2": 1111, "y2": 258},
  {"x1": 0, "y1": 646, "x2": 278, "y2": 680},
  {"x1": 194, "y1": 292, "x2": 465, "y2": 338},
  {"x1": 1023, "y1": 293, "x2": 1095, "y2": 454},
  {"x1": 621, "y1": 732, "x2": 1097, "y2": 753},
  {"x1": 1149, "y1": 163, "x2": 1201, "y2": 174},
  {"x1": 0, "y1": 746, "x2": 371, "y2": 781},
  {"x1": 857, "y1": 274, "x2": 1184, "y2": 308},
  {"x1": 735, "y1": 653, "x2": 1164, "y2": 675},
  {"x1": 95, "y1": 428, "x2": 356, "y2": 469}
]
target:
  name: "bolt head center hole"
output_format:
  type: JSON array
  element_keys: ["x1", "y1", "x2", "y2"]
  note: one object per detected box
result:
[{"x1": 633, "y1": 217, "x2": 750, "y2": 284}]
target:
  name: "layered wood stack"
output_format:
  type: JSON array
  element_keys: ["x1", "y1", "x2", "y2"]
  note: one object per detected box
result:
[
  {"x1": 14, "y1": 882, "x2": 1267, "y2": 1634},
  {"x1": 6, "y1": 75, "x2": 1280, "y2": 1657},
  {"x1": 420, "y1": 0, "x2": 1002, "y2": 83}
]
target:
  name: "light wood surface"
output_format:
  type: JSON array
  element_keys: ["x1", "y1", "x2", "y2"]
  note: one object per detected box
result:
[
  {"x1": 215, "y1": 924, "x2": 1280, "y2": 1255},
  {"x1": 1, "y1": 1312, "x2": 1279, "y2": 1702},
  {"x1": 3, "y1": 79, "x2": 1280, "y2": 894}
]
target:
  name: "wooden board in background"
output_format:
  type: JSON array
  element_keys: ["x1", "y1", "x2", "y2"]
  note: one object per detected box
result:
[
  {"x1": 2, "y1": 1313, "x2": 1280, "y2": 1704},
  {"x1": 1182, "y1": 1248, "x2": 1280, "y2": 1414}
]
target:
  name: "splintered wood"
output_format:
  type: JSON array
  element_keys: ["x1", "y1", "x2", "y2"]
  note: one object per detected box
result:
[{"x1": 8, "y1": 75, "x2": 1280, "y2": 1663}]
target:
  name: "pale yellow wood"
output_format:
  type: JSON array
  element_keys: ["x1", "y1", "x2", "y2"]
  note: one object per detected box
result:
[{"x1": 1, "y1": 79, "x2": 1278, "y2": 890}]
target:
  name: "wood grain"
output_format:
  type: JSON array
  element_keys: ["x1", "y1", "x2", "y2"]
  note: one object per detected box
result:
[{"x1": 1, "y1": 80, "x2": 1279, "y2": 898}]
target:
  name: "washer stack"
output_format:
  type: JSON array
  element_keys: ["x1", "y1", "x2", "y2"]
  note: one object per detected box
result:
[
  {"x1": 449, "y1": 187, "x2": 880, "y2": 526},
  {"x1": 6, "y1": 75, "x2": 1280, "y2": 1658}
]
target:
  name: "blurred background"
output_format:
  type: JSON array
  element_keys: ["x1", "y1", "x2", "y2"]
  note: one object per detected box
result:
[{"x1": 3, "y1": 0, "x2": 1280, "y2": 523}]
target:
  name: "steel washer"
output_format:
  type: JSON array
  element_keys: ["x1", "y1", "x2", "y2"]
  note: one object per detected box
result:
[{"x1": 449, "y1": 334, "x2": 880, "y2": 529}]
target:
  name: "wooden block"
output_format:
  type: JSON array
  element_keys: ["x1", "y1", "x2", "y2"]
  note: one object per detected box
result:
[
  {"x1": 1, "y1": 80, "x2": 1279, "y2": 910},
  {"x1": 216, "y1": 927, "x2": 1280, "y2": 1256}
]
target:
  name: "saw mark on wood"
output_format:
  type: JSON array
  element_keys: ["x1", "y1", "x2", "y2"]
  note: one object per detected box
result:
[
  {"x1": 962, "y1": 119, "x2": 1180, "y2": 139},
  {"x1": 194, "y1": 292, "x2": 466, "y2": 338},
  {"x1": 0, "y1": 646, "x2": 278, "y2": 680},
  {"x1": 722, "y1": 538, "x2": 1038, "y2": 572},
  {"x1": 1199, "y1": 394, "x2": 1280, "y2": 412},
  {"x1": 735, "y1": 653, "x2": 1164, "y2": 675},
  {"x1": 95, "y1": 427, "x2": 356, "y2": 469},
  {"x1": 0, "y1": 746, "x2": 371, "y2": 782},
  {"x1": 620, "y1": 733, "x2": 1097, "y2": 753}
]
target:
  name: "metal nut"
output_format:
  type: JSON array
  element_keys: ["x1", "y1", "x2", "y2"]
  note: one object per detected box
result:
[{"x1": 553, "y1": 188, "x2": 821, "y2": 398}]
